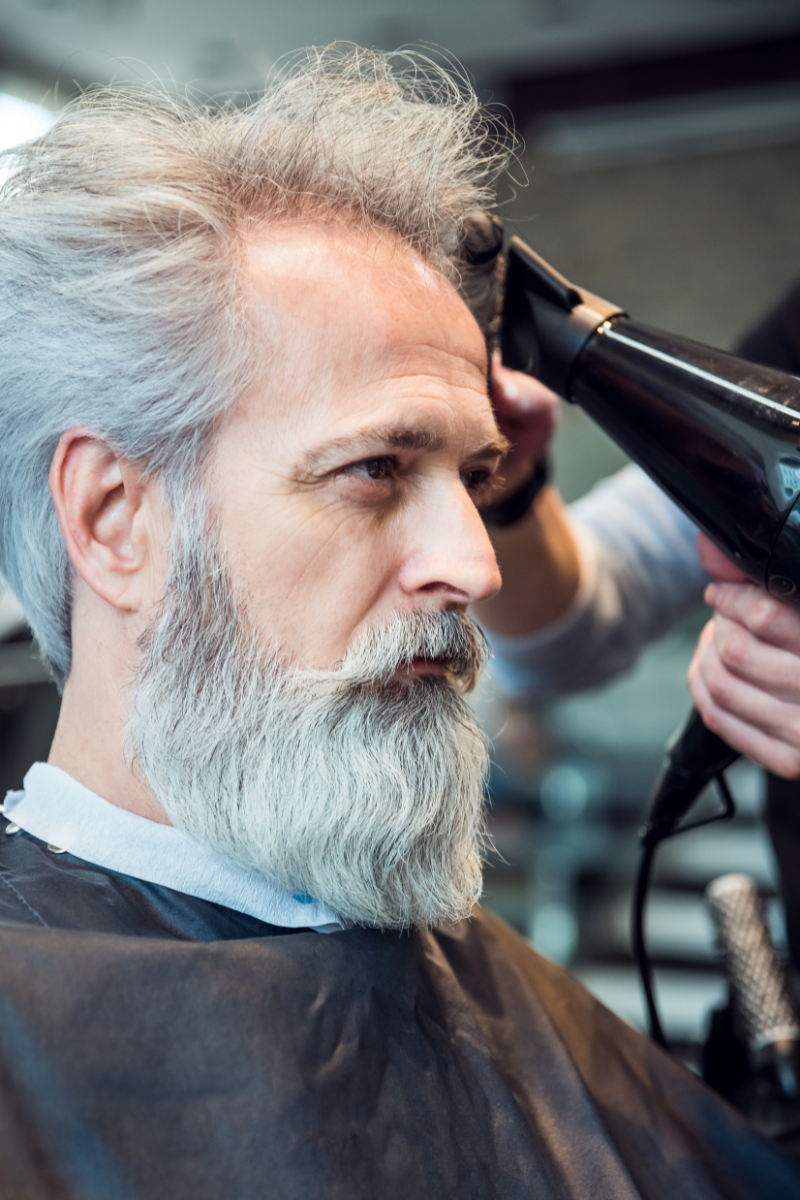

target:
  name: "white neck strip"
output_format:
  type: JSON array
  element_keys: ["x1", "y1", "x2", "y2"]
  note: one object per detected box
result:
[{"x1": 4, "y1": 763, "x2": 344, "y2": 933}]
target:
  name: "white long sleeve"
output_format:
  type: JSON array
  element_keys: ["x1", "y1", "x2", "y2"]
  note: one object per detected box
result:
[{"x1": 487, "y1": 465, "x2": 710, "y2": 700}]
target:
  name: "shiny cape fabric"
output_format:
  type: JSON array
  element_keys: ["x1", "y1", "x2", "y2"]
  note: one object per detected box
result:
[{"x1": 0, "y1": 824, "x2": 797, "y2": 1200}]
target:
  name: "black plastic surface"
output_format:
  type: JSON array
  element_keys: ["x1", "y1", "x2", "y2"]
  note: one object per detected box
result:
[
  {"x1": 501, "y1": 237, "x2": 623, "y2": 396},
  {"x1": 572, "y1": 318, "x2": 800, "y2": 600}
]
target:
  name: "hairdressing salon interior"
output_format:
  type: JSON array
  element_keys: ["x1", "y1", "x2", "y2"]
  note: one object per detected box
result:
[{"x1": 2, "y1": 0, "x2": 800, "y2": 1065}]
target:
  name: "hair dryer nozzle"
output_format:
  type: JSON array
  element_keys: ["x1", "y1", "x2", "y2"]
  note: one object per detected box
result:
[
  {"x1": 501, "y1": 237, "x2": 800, "y2": 600},
  {"x1": 501, "y1": 238, "x2": 624, "y2": 396}
]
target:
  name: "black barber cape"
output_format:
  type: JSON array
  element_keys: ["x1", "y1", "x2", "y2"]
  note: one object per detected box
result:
[{"x1": 0, "y1": 819, "x2": 797, "y2": 1200}]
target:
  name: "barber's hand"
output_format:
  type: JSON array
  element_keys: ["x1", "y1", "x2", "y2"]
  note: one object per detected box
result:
[
  {"x1": 688, "y1": 531, "x2": 800, "y2": 778},
  {"x1": 490, "y1": 352, "x2": 560, "y2": 495}
]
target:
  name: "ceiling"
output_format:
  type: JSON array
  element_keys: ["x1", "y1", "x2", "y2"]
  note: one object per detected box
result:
[{"x1": 1, "y1": 0, "x2": 799, "y2": 101}]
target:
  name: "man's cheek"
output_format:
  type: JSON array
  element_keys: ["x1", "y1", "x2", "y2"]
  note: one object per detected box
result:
[{"x1": 261, "y1": 525, "x2": 392, "y2": 615}]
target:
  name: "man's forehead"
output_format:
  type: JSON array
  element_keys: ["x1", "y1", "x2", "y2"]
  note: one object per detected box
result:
[
  {"x1": 242, "y1": 218, "x2": 485, "y2": 367},
  {"x1": 243, "y1": 217, "x2": 439, "y2": 293},
  {"x1": 237, "y1": 218, "x2": 492, "y2": 440}
]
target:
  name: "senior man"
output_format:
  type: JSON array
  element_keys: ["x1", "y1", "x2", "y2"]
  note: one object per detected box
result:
[{"x1": 0, "y1": 48, "x2": 797, "y2": 1200}]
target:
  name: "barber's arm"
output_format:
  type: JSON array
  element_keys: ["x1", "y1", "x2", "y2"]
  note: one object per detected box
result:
[
  {"x1": 473, "y1": 358, "x2": 581, "y2": 635},
  {"x1": 690, "y1": 533, "x2": 800, "y2": 780},
  {"x1": 475, "y1": 361, "x2": 708, "y2": 699}
]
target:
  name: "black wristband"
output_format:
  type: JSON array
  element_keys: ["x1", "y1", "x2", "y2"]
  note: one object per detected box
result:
[{"x1": 480, "y1": 458, "x2": 549, "y2": 528}]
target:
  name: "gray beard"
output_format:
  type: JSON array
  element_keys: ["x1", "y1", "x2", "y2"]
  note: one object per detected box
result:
[{"x1": 126, "y1": 521, "x2": 490, "y2": 930}]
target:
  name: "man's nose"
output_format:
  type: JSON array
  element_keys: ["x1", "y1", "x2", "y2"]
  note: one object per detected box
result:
[{"x1": 398, "y1": 482, "x2": 502, "y2": 606}]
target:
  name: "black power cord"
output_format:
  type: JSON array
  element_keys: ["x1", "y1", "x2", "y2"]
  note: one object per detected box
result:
[{"x1": 632, "y1": 772, "x2": 737, "y2": 1051}]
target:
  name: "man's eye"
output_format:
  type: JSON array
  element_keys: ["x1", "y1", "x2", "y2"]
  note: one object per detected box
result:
[
  {"x1": 462, "y1": 468, "x2": 492, "y2": 492},
  {"x1": 340, "y1": 456, "x2": 395, "y2": 482},
  {"x1": 364, "y1": 458, "x2": 390, "y2": 480},
  {"x1": 350, "y1": 457, "x2": 392, "y2": 480}
]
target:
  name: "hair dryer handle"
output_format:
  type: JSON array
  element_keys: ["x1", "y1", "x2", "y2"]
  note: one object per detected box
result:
[{"x1": 640, "y1": 708, "x2": 740, "y2": 848}]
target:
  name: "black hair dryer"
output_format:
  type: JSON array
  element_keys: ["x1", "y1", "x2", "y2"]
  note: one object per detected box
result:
[{"x1": 501, "y1": 236, "x2": 800, "y2": 602}]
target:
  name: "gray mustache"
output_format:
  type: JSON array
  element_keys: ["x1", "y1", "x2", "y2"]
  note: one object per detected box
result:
[{"x1": 331, "y1": 611, "x2": 489, "y2": 694}]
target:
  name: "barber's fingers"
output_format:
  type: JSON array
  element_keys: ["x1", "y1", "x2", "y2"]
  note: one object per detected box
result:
[
  {"x1": 690, "y1": 671, "x2": 800, "y2": 778},
  {"x1": 705, "y1": 582, "x2": 800, "y2": 659},
  {"x1": 691, "y1": 620, "x2": 800, "y2": 730},
  {"x1": 704, "y1": 609, "x2": 800, "y2": 701},
  {"x1": 491, "y1": 356, "x2": 560, "y2": 416},
  {"x1": 688, "y1": 620, "x2": 800, "y2": 778},
  {"x1": 695, "y1": 531, "x2": 750, "y2": 584},
  {"x1": 490, "y1": 354, "x2": 559, "y2": 461}
]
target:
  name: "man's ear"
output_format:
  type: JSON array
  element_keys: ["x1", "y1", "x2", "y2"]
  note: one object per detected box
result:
[{"x1": 49, "y1": 429, "x2": 157, "y2": 613}]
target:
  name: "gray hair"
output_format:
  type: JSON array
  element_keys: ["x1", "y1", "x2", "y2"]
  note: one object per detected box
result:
[{"x1": 0, "y1": 46, "x2": 510, "y2": 685}]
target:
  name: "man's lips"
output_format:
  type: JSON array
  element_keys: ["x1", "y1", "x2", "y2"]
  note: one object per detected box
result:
[{"x1": 398, "y1": 657, "x2": 447, "y2": 677}]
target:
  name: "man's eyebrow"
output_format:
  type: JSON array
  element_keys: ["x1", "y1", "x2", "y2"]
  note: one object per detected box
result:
[
  {"x1": 301, "y1": 426, "x2": 509, "y2": 473},
  {"x1": 479, "y1": 433, "x2": 512, "y2": 459}
]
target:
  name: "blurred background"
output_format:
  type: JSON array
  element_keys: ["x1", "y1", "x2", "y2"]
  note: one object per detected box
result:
[{"x1": 3, "y1": 0, "x2": 800, "y2": 1063}]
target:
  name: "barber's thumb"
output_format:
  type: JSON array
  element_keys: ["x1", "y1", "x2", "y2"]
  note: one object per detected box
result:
[
  {"x1": 491, "y1": 358, "x2": 560, "y2": 415},
  {"x1": 695, "y1": 531, "x2": 751, "y2": 584}
]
